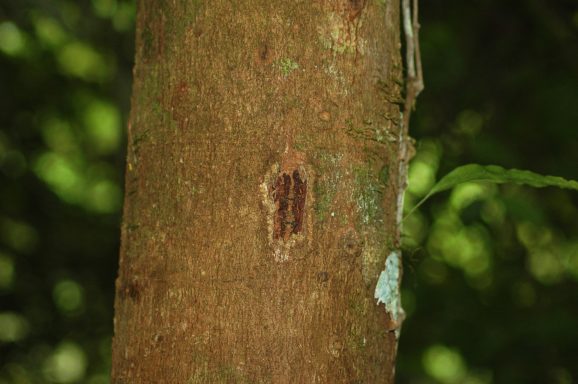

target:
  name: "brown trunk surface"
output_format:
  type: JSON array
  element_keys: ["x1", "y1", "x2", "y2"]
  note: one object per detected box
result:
[{"x1": 112, "y1": 0, "x2": 405, "y2": 382}]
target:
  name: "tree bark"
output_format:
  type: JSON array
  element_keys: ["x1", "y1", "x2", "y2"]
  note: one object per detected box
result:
[{"x1": 112, "y1": 0, "x2": 405, "y2": 382}]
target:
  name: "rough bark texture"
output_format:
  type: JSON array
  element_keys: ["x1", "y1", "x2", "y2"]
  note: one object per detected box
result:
[{"x1": 112, "y1": 0, "x2": 404, "y2": 382}]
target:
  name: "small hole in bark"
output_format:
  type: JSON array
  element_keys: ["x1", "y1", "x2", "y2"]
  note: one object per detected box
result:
[
  {"x1": 258, "y1": 43, "x2": 269, "y2": 61},
  {"x1": 339, "y1": 229, "x2": 362, "y2": 257},
  {"x1": 317, "y1": 271, "x2": 329, "y2": 283},
  {"x1": 120, "y1": 279, "x2": 142, "y2": 302}
]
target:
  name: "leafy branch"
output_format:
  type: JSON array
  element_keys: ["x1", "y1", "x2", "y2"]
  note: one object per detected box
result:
[{"x1": 405, "y1": 164, "x2": 578, "y2": 219}]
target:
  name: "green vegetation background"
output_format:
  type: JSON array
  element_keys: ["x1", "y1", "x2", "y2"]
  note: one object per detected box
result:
[{"x1": 0, "y1": 1, "x2": 577, "y2": 383}]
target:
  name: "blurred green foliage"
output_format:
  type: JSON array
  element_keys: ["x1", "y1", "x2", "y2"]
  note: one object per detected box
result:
[
  {"x1": 0, "y1": 0, "x2": 577, "y2": 383},
  {"x1": 399, "y1": 1, "x2": 578, "y2": 383},
  {"x1": 0, "y1": 0, "x2": 134, "y2": 382}
]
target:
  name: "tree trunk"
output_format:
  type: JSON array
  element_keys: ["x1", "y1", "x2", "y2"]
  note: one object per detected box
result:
[{"x1": 112, "y1": 0, "x2": 405, "y2": 382}]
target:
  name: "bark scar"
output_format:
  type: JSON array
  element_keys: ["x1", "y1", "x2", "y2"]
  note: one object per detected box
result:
[
  {"x1": 271, "y1": 169, "x2": 307, "y2": 241},
  {"x1": 347, "y1": 0, "x2": 367, "y2": 21},
  {"x1": 260, "y1": 150, "x2": 311, "y2": 262}
]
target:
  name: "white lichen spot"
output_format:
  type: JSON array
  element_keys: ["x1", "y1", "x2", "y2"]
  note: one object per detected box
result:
[
  {"x1": 321, "y1": 61, "x2": 349, "y2": 96},
  {"x1": 328, "y1": 339, "x2": 342, "y2": 358},
  {"x1": 374, "y1": 251, "x2": 404, "y2": 336},
  {"x1": 276, "y1": 58, "x2": 299, "y2": 77},
  {"x1": 317, "y1": 12, "x2": 366, "y2": 55},
  {"x1": 260, "y1": 164, "x2": 280, "y2": 258},
  {"x1": 360, "y1": 232, "x2": 381, "y2": 283}
]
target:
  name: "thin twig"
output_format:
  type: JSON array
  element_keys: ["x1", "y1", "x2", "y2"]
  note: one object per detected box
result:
[
  {"x1": 401, "y1": 0, "x2": 424, "y2": 135},
  {"x1": 412, "y1": 0, "x2": 424, "y2": 98},
  {"x1": 397, "y1": 0, "x2": 424, "y2": 231}
]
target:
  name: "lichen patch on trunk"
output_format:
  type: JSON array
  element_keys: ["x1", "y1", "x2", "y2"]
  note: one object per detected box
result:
[
  {"x1": 317, "y1": 7, "x2": 367, "y2": 55},
  {"x1": 374, "y1": 251, "x2": 405, "y2": 337}
]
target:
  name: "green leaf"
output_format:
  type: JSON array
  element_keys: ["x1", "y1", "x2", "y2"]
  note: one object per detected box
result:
[{"x1": 405, "y1": 164, "x2": 578, "y2": 219}]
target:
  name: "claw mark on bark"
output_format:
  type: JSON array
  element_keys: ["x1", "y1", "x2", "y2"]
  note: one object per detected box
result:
[
  {"x1": 259, "y1": 42, "x2": 269, "y2": 61},
  {"x1": 272, "y1": 169, "x2": 307, "y2": 241},
  {"x1": 261, "y1": 151, "x2": 311, "y2": 262}
]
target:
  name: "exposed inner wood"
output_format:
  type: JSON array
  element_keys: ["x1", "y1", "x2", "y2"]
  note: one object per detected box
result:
[{"x1": 272, "y1": 169, "x2": 307, "y2": 241}]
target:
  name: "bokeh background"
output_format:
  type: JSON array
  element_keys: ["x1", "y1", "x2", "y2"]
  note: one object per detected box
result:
[{"x1": 1, "y1": 1, "x2": 577, "y2": 383}]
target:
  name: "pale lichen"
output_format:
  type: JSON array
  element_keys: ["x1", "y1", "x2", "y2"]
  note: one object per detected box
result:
[
  {"x1": 374, "y1": 251, "x2": 404, "y2": 336},
  {"x1": 317, "y1": 12, "x2": 366, "y2": 55},
  {"x1": 276, "y1": 58, "x2": 299, "y2": 77},
  {"x1": 360, "y1": 230, "x2": 383, "y2": 283},
  {"x1": 353, "y1": 166, "x2": 384, "y2": 226},
  {"x1": 313, "y1": 152, "x2": 343, "y2": 221}
]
